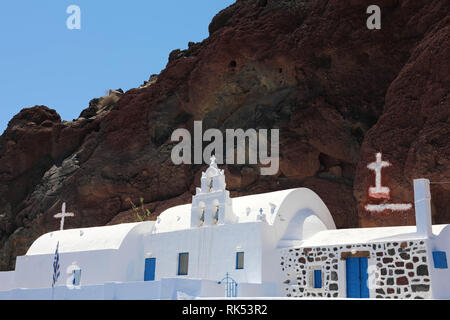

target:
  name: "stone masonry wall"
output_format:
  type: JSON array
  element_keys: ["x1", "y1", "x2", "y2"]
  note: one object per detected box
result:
[{"x1": 280, "y1": 240, "x2": 431, "y2": 299}]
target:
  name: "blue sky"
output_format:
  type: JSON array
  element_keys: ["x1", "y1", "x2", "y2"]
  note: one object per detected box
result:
[{"x1": 0, "y1": 1, "x2": 235, "y2": 134}]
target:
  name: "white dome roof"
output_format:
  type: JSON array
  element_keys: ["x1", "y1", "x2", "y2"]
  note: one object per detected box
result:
[
  {"x1": 152, "y1": 188, "x2": 335, "y2": 237},
  {"x1": 26, "y1": 222, "x2": 153, "y2": 255}
]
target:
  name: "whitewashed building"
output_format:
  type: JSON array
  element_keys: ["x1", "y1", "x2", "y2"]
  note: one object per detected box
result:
[{"x1": 0, "y1": 157, "x2": 448, "y2": 300}]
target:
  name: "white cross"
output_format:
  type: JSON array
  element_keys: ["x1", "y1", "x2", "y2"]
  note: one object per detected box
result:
[
  {"x1": 54, "y1": 202, "x2": 75, "y2": 231},
  {"x1": 367, "y1": 152, "x2": 391, "y2": 199}
]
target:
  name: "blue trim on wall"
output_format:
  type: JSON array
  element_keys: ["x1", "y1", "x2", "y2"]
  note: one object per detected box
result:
[{"x1": 433, "y1": 251, "x2": 448, "y2": 269}]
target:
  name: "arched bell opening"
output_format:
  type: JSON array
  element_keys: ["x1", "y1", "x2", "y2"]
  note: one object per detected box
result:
[{"x1": 198, "y1": 202, "x2": 206, "y2": 227}]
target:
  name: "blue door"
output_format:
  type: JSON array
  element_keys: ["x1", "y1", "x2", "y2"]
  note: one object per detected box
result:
[
  {"x1": 346, "y1": 257, "x2": 360, "y2": 298},
  {"x1": 346, "y1": 257, "x2": 369, "y2": 298},
  {"x1": 144, "y1": 258, "x2": 156, "y2": 281},
  {"x1": 359, "y1": 257, "x2": 369, "y2": 298}
]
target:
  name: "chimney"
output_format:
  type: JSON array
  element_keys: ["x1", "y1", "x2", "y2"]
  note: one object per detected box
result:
[{"x1": 413, "y1": 178, "x2": 433, "y2": 237}]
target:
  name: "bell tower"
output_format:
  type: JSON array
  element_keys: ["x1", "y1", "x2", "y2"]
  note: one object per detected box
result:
[{"x1": 190, "y1": 156, "x2": 237, "y2": 228}]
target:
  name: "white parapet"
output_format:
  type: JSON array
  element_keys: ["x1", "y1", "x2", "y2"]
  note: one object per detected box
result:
[{"x1": 413, "y1": 178, "x2": 433, "y2": 238}]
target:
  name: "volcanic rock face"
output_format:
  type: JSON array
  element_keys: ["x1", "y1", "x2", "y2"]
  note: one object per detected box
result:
[
  {"x1": 0, "y1": 0, "x2": 448, "y2": 270},
  {"x1": 355, "y1": 8, "x2": 450, "y2": 227}
]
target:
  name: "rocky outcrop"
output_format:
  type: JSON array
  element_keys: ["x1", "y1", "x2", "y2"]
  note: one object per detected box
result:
[
  {"x1": 0, "y1": 0, "x2": 448, "y2": 270},
  {"x1": 354, "y1": 9, "x2": 450, "y2": 227},
  {"x1": 79, "y1": 89, "x2": 123, "y2": 119}
]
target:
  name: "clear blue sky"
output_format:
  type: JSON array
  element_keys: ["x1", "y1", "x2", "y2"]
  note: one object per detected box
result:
[{"x1": 0, "y1": 0, "x2": 235, "y2": 134}]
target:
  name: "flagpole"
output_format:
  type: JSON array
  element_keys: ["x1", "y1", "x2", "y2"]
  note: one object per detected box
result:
[{"x1": 51, "y1": 241, "x2": 60, "y2": 301}]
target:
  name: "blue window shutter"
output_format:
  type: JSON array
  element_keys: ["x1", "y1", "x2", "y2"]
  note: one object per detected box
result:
[
  {"x1": 314, "y1": 270, "x2": 322, "y2": 288},
  {"x1": 433, "y1": 251, "x2": 448, "y2": 269},
  {"x1": 359, "y1": 257, "x2": 370, "y2": 298}
]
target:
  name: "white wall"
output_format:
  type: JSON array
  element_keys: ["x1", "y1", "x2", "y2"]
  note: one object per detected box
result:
[
  {"x1": 136, "y1": 221, "x2": 264, "y2": 284},
  {"x1": 237, "y1": 282, "x2": 278, "y2": 297},
  {"x1": 0, "y1": 272, "x2": 15, "y2": 291},
  {"x1": 260, "y1": 207, "x2": 331, "y2": 292},
  {"x1": 261, "y1": 222, "x2": 284, "y2": 290},
  {"x1": 6, "y1": 221, "x2": 267, "y2": 291},
  {"x1": 13, "y1": 250, "x2": 117, "y2": 289},
  {"x1": 0, "y1": 278, "x2": 274, "y2": 300}
]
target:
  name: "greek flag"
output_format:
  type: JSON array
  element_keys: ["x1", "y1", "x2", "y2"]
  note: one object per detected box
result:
[{"x1": 52, "y1": 241, "x2": 60, "y2": 288}]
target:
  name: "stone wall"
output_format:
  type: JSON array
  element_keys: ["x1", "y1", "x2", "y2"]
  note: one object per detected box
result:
[{"x1": 280, "y1": 240, "x2": 432, "y2": 299}]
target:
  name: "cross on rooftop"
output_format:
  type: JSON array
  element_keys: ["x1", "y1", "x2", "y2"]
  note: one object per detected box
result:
[
  {"x1": 210, "y1": 155, "x2": 217, "y2": 167},
  {"x1": 53, "y1": 203, "x2": 75, "y2": 231},
  {"x1": 367, "y1": 152, "x2": 391, "y2": 199}
]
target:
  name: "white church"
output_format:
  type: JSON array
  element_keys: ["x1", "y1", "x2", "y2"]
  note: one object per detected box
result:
[{"x1": 0, "y1": 155, "x2": 449, "y2": 299}]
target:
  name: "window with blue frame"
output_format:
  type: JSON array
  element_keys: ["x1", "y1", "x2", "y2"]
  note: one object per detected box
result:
[
  {"x1": 144, "y1": 258, "x2": 156, "y2": 281},
  {"x1": 178, "y1": 252, "x2": 189, "y2": 275},
  {"x1": 73, "y1": 269, "x2": 81, "y2": 286},
  {"x1": 236, "y1": 252, "x2": 244, "y2": 269},
  {"x1": 433, "y1": 251, "x2": 448, "y2": 269},
  {"x1": 313, "y1": 269, "x2": 322, "y2": 288}
]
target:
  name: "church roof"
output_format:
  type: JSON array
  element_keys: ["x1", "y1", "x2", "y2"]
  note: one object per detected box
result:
[
  {"x1": 152, "y1": 187, "x2": 335, "y2": 234},
  {"x1": 26, "y1": 222, "x2": 154, "y2": 256},
  {"x1": 299, "y1": 224, "x2": 449, "y2": 248},
  {"x1": 25, "y1": 187, "x2": 334, "y2": 255},
  {"x1": 152, "y1": 189, "x2": 294, "y2": 234}
]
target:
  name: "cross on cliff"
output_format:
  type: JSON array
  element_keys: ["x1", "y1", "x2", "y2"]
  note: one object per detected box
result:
[
  {"x1": 367, "y1": 153, "x2": 391, "y2": 199},
  {"x1": 53, "y1": 203, "x2": 75, "y2": 231}
]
